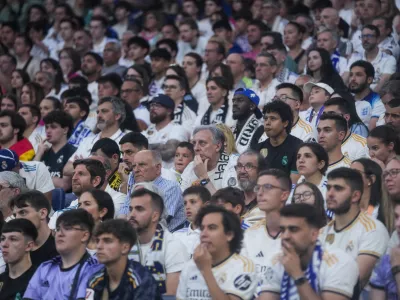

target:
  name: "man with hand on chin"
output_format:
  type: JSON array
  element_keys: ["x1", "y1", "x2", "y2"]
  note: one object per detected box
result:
[{"x1": 176, "y1": 205, "x2": 258, "y2": 300}]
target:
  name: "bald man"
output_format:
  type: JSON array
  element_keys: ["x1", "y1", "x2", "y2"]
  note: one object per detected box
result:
[{"x1": 226, "y1": 53, "x2": 252, "y2": 89}]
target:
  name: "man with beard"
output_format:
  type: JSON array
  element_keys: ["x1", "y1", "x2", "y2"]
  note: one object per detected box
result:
[
  {"x1": 347, "y1": 25, "x2": 396, "y2": 93},
  {"x1": 320, "y1": 167, "x2": 389, "y2": 289},
  {"x1": 349, "y1": 60, "x2": 384, "y2": 129},
  {"x1": 128, "y1": 188, "x2": 188, "y2": 295},
  {"x1": 73, "y1": 29, "x2": 93, "y2": 59},
  {"x1": 236, "y1": 150, "x2": 267, "y2": 226},
  {"x1": 119, "y1": 150, "x2": 185, "y2": 232},
  {"x1": 232, "y1": 88, "x2": 264, "y2": 154},
  {"x1": 81, "y1": 52, "x2": 103, "y2": 111},
  {"x1": 142, "y1": 94, "x2": 188, "y2": 169},
  {"x1": 258, "y1": 204, "x2": 359, "y2": 300},
  {"x1": 243, "y1": 20, "x2": 269, "y2": 61},
  {"x1": 63, "y1": 96, "x2": 126, "y2": 177}
]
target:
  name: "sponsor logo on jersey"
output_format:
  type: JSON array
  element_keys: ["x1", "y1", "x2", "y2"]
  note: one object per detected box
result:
[{"x1": 234, "y1": 274, "x2": 252, "y2": 291}]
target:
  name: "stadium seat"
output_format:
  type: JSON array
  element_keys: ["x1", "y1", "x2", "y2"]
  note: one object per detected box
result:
[
  {"x1": 162, "y1": 296, "x2": 176, "y2": 300},
  {"x1": 51, "y1": 188, "x2": 66, "y2": 211}
]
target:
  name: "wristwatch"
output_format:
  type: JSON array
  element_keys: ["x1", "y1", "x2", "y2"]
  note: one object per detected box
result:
[
  {"x1": 294, "y1": 276, "x2": 307, "y2": 286},
  {"x1": 200, "y1": 178, "x2": 210, "y2": 186}
]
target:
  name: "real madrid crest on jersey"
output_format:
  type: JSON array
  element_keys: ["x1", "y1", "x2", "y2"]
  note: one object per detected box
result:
[
  {"x1": 57, "y1": 155, "x2": 64, "y2": 164},
  {"x1": 325, "y1": 233, "x2": 335, "y2": 244},
  {"x1": 260, "y1": 148, "x2": 268, "y2": 158},
  {"x1": 228, "y1": 177, "x2": 237, "y2": 187},
  {"x1": 1, "y1": 161, "x2": 7, "y2": 170}
]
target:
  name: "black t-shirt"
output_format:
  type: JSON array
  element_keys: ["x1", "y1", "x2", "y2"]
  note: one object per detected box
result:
[
  {"x1": 42, "y1": 143, "x2": 77, "y2": 178},
  {"x1": 30, "y1": 234, "x2": 58, "y2": 266},
  {"x1": 0, "y1": 265, "x2": 36, "y2": 300},
  {"x1": 255, "y1": 134, "x2": 303, "y2": 175}
]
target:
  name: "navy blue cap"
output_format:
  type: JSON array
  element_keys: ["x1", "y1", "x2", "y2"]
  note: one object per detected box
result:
[
  {"x1": 234, "y1": 88, "x2": 263, "y2": 119},
  {"x1": 0, "y1": 149, "x2": 19, "y2": 171},
  {"x1": 150, "y1": 94, "x2": 175, "y2": 110}
]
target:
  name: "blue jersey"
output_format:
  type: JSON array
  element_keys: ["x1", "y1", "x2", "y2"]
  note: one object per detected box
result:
[
  {"x1": 23, "y1": 254, "x2": 102, "y2": 300},
  {"x1": 86, "y1": 259, "x2": 162, "y2": 300}
]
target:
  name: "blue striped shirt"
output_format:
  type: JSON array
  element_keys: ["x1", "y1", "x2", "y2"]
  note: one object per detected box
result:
[{"x1": 119, "y1": 175, "x2": 186, "y2": 232}]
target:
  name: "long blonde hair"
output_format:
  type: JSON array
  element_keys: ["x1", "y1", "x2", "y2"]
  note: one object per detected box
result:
[{"x1": 216, "y1": 123, "x2": 238, "y2": 155}]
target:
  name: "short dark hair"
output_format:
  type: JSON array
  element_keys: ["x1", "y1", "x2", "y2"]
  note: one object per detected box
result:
[
  {"x1": 213, "y1": 20, "x2": 232, "y2": 32},
  {"x1": 266, "y1": 42, "x2": 287, "y2": 54},
  {"x1": 97, "y1": 73, "x2": 123, "y2": 90},
  {"x1": 179, "y1": 18, "x2": 199, "y2": 31},
  {"x1": 56, "y1": 209, "x2": 95, "y2": 238},
  {"x1": 73, "y1": 159, "x2": 106, "y2": 188},
  {"x1": 350, "y1": 60, "x2": 375, "y2": 80},
  {"x1": 150, "y1": 48, "x2": 172, "y2": 61},
  {"x1": 90, "y1": 15, "x2": 108, "y2": 28},
  {"x1": 286, "y1": 21, "x2": 306, "y2": 34},
  {"x1": 67, "y1": 77, "x2": 89, "y2": 90},
  {"x1": 262, "y1": 31, "x2": 283, "y2": 44},
  {"x1": 16, "y1": 34, "x2": 33, "y2": 50},
  {"x1": 2, "y1": 218, "x2": 38, "y2": 241},
  {"x1": 324, "y1": 97, "x2": 350, "y2": 115},
  {"x1": 262, "y1": 101, "x2": 293, "y2": 134},
  {"x1": 9, "y1": 190, "x2": 51, "y2": 218},
  {"x1": 388, "y1": 98, "x2": 400, "y2": 108},
  {"x1": 233, "y1": 9, "x2": 253, "y2": 22},
  {"x1": 119, "y1": 132, "x2": 149, "y2": 149},
  {"x1": 184, "y1": 52, "x2": 203, "y2": 69},
  {"x1": 177, "y1": 141, "x2": 195, "y2": 158},
  {"x1": 362, "y1": 24, "x2": 380, "y2": 38},
  {"x1": 1, "y1": 21, "x2": 19, "y2": 32},
  {"x1": 297, "y1": 143, "x2": 329, "y2": 175},
  {"x1": 62, "y1": 88, "x2": 92, "y2": 107},
  {"x1": 156, "y1": 38, "x2": 178, "y2": 54},
  {"x1": 280, "y1": 203, "x2": 323, "y2": 229},
  {"x1": 276, "y1": 82, "x2": 303, "y2": 103},
  {"x1": 182, "y1": 186, "x2": 211, "y2": 203},
  {"x1": 248, "y1": 19, "x2": 270, "y2": 34},
  {"x1": 165, "y1": 74, "x2": 186, "y2": 90},
  {"x1": 19, "y1": 104, "x2": 41, "y2": 126},
  {"x1": 127, "y1": 36, "x2": 150, "y2": 53},
  {"x1": 369, "y1": 125, "x2": 400, "y2": 154},
  {"x1": 258, "y1": 169, "x2": 292, "y2": 191},
  {"x1": 84, "y1": 51, "x2": 104, "y2": 66},
  {"x1": 130, "y1": 188, "x2": 164, "y2": 217},
  {"x1": 94, "y1": 219, "x2": 137, "y2": 248},
  {"x1": 210, "y1": 187, "x2": 245, "y2": 214},
  {"x1": 82, "y1": 189, "x2": 115, "y2": 221},
  {"x1": 327, "y1": 167, "x2": 364, "y2": 195},
  {"x1": 65, "y1": 97, "x2": 89, "y2": 120},
  {"x1": 91, "y1": 138, "x2": 120, "y2": 158},
  {"x1": 0, "y1": 110, "x2": 26, "y2": 140},
  {"x1": 240, "y1": 149, "x2": 268, "y2": 172},
  {"x1": 319, "y1": 113, "x2": 348, "y2": 134},
  {"x1": 195, "y1": 205, "x2": 243, "y2": 254},
  {"x1": 43, "y1": 110, "x2": 74, "y2": 138}
]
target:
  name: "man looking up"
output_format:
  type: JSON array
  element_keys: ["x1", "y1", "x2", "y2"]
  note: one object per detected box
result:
[
  {"x1": 86, "y1": 219, "x2": 161, "y2": 299},
  {"x1": 24, "y1": 209, "x2": 103, "y2": 299},
  {"x1": 303, "y1": 82, "x2": 334, "y2": 129},
  {"x1": 128, "y1": 188, "x2": 188, "y2": 295},
  {"x1": 317, "y1": 114, "x2": 351, "y2": 173},
  {"x1": 0, "y1": 219, "x2": 38, "y2": 300},
  {"x1": 321, "y1": 167, "x2": 389, "y2": 289},
  {"x1": 10, "y1": 190, "x2": 58, "y2": 266},
  {"x1": 231, "y1": 88, "x2": 263, "y2": 153}
]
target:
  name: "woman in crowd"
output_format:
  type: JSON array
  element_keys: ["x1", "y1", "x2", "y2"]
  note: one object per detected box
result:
[
  {"x1": 21, "y1": 82, "x2": 45, "y2": 107},
  {"x1": 0, "y1": 94, "x2": 18, "y2": 111},
  {"x1": 296, "y1": 142, "x2": 329, "y2": 201},
  {"x1": 216, "y1": 123, "x2": 238, "y2": 156},
  {"x1": 11, "y1": 69, "x2": 30, "y2": 101},
  {"x1": 58, "y1": 48, "x2": 81, "y2": 82},
  {"x1": 139, "y1": 10, "x2": 163, "y2": 48},
  {"x1": 284, "y1": 21, "x2": 307, "y2": 74},
  {"x1": 292, "y1": 182, "x2": 327, "y2": 227},
  {"x1": 39, "y1": 96, "x2": 61, "y2": 120},
  {"x1": 78, "y1": 189, "x2": 115, "y2": 255},
  {"x1": 306, "y1": 47, "x2": 347, "y2": 92},
  {"x1": 40, "y1": 58, "x2": 67, "y2": 96},
  {"x1": 196, "y1": 76, "x2": 235, "y2": 127},
  {"x1": 210, "y1": 63, "x2": 235, "y2": 92},
  {"x1": 368, "y1": 125, "x2": 400, "y2": 168},
  {"x1": 352, "y1": 158, "x2": 394, "y2": 233}
]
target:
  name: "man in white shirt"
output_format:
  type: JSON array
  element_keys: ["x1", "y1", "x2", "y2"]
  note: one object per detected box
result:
[
  {"x1": 317, "y1": 29, "x2": 348, "y2": 76},
  {"x1": 372, "y1": 16, "x2": 400, "y2": 60},
  {"x1": 253, "y1": 52, "x2": 280, "y2": 108},
  {"x1": 258, "y1": 203, "x2": 359, "y2": 300},
  {"x1": 177, "y1": 205, "x2": 258, "y2": 300},
  {"x1": 81, "y1": 52, "x2": 103, "y2": 111},
  {"x1": 173, "y1": 186, "x2": 211, "y2": 258},
  {"x1": 177, "y1": 19, "x2": 208, "y2": 64},
  {"x1": 142, "y1": 94, "x2": 188, "y2": 168},
  {"x1": 262, "y1": 0, "x2": 287, "y2": 35},
  {"x1": 128, "y1": 188, "x2": 188, "y2": 295},
  {"x1": 90, "y1": 16, "x2": 117, "y2": 56},
  {"x1": 14, "y1": 35, "x2": 40, "y2": 81},
  {"x1": 242, "y1": 169, "x2": 291, "y2": 276},
  {"x1": 63, "y1": 96, "x2": 126, "y2": 176},
  {"x1": 149, "y1": 49, "x2": 171, "y2": 97},
  {"x1": 320, "y1": 167, "x2": 389, "y2": 288},
  {"x1": 346, "y1": 24, "x2": 396, "y2": 93}
]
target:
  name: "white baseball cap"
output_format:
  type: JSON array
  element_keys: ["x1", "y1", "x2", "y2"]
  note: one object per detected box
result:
[{"x1": 303, "y1": 82, "x2": 334, "y2": 95}]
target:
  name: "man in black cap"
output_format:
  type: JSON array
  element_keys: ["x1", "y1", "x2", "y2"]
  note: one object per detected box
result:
[
  {"x1": 232, "y1": 88, "x2": 264, "y2": 153},
  {"x1": 97, "y1": 73, "x2": 122, "y2": 99},
  {"x1": 142, "y1": 94, "x2": 189, "y2": 168},
  {"x1": 149, "y1": 48, "x2": 171, "y2": 96}
]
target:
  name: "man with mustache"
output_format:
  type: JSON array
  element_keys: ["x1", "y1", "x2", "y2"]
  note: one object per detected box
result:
[
  {"x1": 320, "y1": 168, "x2": 389, "y2": 290},
  {"x1": 128, "y1": 188, "x2": 188, "y2": 296},
  {"x1": 63, "y1": 96, "x2": 126, "y2": 176}
]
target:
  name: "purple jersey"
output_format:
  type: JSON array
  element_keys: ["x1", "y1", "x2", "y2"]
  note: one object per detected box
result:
[
  {"x1": 370, "y1": 254, "x2": 398, "y2": 300},
  {"x1": 23, "y1": 255, "x2": 103, "y2": 300}
]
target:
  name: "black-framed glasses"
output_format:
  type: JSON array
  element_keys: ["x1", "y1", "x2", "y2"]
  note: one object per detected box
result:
[
  {"x1": 292, "y1": 191, "x2": 314, "y2": 202},
  {"x1": 383, "y1": 168, "x2": 400, "y2": 180},
  {"x1": 162, "y1": 84, "x2": 178, "y2": 90},
  {"x1": 55, "y1": 225, "x2": 87, "y2": 233},
  {"x1": 273, "y1": 95, "x2": 298, "y2": 102},
  {"x1": 254, "y1": 183, "x2": 284, "y2": 193},
  {"x1": 235, "y1": 164, "x2": 257, "y2": 171}
]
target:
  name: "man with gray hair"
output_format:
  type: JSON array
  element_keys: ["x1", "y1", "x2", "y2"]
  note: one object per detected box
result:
[
  {"x1": 102, "y1": 41, "x2": 127, "y2": 77},
  {"x1": 316, "y1": 29, "x2": 347, "y2": 76},
  {"x1": 63, "y1": 96, "x2": 126, "y2": 176},
  {"x1": 118, "y1": 150, "x2": 186, "y2": 232},
  {"x1": 0, "y1": 171, "x2": 27, "y2": 222},
  {"x1": 180, "y1": 125, "x2": 237, "y2": 195}
]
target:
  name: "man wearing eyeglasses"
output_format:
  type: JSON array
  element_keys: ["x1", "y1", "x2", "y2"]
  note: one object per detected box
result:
[
  {"x1": 0, "y1": 171, "x2": 27, "y2": 222},
  {"x1": 241, "y1": 169, "x2": 291, "y2": 276},
  {"x1": 320, "y1": 167, "x2": 389, "y2": 290},
  {"x1": 346, "y1": 24, "x2": 396, "y2": 93},
  {"x1": 24, "y1": 209, "x2": 102, "y2": 299}
]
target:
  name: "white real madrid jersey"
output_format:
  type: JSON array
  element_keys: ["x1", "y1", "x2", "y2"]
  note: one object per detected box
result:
[{"x1": 341, "y1": 133, "x2": 369, "y2": 161}]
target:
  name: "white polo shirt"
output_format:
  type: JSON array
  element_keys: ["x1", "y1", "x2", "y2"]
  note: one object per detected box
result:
[
  {"x1": 253, "y1": 79, "x2": 280, "y2": 108},
  {"x1": 173, "y1": 224, "x2": 200, "y2": 259},
  {"x1": 19, "y1": 161, "x2": 55, "y2": 193}
]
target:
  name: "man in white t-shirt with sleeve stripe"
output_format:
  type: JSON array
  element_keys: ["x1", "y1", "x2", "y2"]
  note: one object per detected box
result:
[{"x1": 63, "y1": 96, "x2": 126, "y2": 177}]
